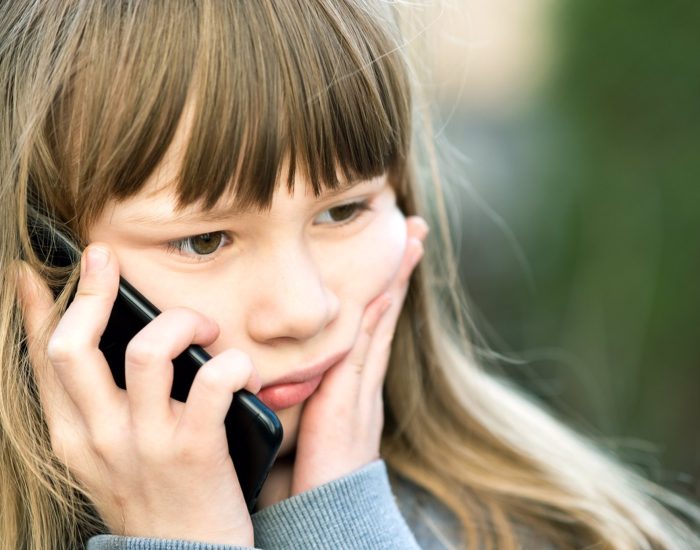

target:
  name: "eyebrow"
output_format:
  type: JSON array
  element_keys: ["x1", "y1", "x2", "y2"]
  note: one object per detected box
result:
[
  {"x1": 122, "y1": 206, "x2": 245, "y2": 226},
  {"x1": 122, "y1": 179, "x2": 372, "y2": 226}
]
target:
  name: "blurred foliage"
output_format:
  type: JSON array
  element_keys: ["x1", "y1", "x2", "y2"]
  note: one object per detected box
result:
[{"x1": 450, "y1": 0, "x2": 700, "y2": 496}]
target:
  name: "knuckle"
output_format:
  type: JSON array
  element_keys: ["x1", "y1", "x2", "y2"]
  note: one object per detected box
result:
[
  {"x1": 169, "y1": 427, "x2": 216, "y2": 465},
  {"x1": 74, "y1": 280, "x2": 113, "y2": 302},
  {"x1": 46, "y1": 333, "x2": 84, "y2": 366},
  {"x1": 171, "y1": 437, "x2": 205, "y2": 464},
  {"x1": 74, "y1": 286, "x2": 104, "y2": 299},
  {"x1": 162, "y1": 306, "x2": 208, "y2": 327},
  {"x1": 196, "y1": 362, "x2": 231, "y2": 390},
  {"x1": 125, "y1": 338, "x2": 163, "y2": 368},
  {"x1": 220, "y1": 348, "x2": 253, "y2": 369},
  {"x1": 202, "y1": 350, "x2": 254, "y2": 388},
  {"x1": 172, "y1": 305, "x2": 201, "y2": 318},
  {"x1": 87, "y1": 424, "x2": 122, "y2": 459},
  {"x1": 132, "y1": 431, "x2": 171, "y2": 465}
]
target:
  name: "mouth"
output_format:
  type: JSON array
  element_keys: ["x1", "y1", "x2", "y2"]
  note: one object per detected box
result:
[{"x1": 256, "y1": 349, "x2": 350, "y2": 411}]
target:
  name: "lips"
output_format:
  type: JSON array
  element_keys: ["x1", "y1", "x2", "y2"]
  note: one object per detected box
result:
[
  {"x1": 256, "y1": 375, "x2": 324, "y2": 411},
  {"x1": 256, "y1": 350, "x2": 350, "y2": 411}
]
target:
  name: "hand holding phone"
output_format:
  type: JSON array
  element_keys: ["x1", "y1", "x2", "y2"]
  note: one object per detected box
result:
[{"x1": 21, "y1": 214, "x2": 282, "y2": 542}]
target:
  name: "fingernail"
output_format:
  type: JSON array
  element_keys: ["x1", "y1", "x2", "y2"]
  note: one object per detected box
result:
[
  {"x1": 409, "y1": 217, "x2": 429, "y2": 240},
  {"x1": 84, "y1": 246, "x2": 109, "y2": 273}
]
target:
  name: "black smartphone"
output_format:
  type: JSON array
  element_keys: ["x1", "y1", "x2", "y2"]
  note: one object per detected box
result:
[{"x1": 28, "y1": 212, "x2": 283, "y2": 511}]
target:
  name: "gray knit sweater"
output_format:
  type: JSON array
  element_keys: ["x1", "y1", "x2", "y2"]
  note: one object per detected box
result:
[{"x1": 86, "y1": 460, "x2": 442, "y2": 549}]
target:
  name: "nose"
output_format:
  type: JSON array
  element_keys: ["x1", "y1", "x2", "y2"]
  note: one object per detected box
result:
[{"x1": 246, "y1": 244, "x2": 339, "y2": 344}]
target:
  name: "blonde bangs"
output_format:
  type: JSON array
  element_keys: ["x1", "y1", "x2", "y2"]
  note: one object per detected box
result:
[
  {"x1": 41, "y1": 0, "x2": 410, "y2": 227},
  {"x1": 178, "y1": 1, "x2": 411, "y2": 210}
]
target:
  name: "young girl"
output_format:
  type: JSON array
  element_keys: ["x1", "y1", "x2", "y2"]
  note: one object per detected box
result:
[{"x1": 1, "y1": 1, "x2": 698, "y2": 548}]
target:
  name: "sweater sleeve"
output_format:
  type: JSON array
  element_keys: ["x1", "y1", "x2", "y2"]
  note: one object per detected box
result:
[
  {"x1": 86, "y1": 460, "x2": 419, "y2": 550},
  {"x1": 86, "y1": 536, "x2": 254, "y2": 550},
  {"x1": 252, "y1": 460, "x2": 419, "y2": 549}
]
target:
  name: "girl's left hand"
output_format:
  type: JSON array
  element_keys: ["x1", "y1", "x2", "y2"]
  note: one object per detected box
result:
[{"x1": 291, "y1": 216, "x2": 428, "y2": 495}]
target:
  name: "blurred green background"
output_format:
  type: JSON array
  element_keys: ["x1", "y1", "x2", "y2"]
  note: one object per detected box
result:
[{"x1": 428, "y1": 0, "x2": 699, "y2": 498}]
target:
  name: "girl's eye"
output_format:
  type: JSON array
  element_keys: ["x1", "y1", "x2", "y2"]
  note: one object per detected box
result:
[
  {"x1": 167, "y1": 231, "x2": 229, "y2": 257},
  {"x1": 314, "y1": 200, "x2": 371, "y2": 225}
]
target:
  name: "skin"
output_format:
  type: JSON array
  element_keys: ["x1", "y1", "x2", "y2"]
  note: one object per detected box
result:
[{"x1": 18, "y1": 164, "x2": 427, "y2": 545}]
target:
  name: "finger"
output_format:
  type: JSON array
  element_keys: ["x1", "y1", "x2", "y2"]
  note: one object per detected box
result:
[
  {"x1": 361, "y1": 237, "x2": 424, "y2": 392},
  {"x1": 341, "y1": 293, "x2": 393, "y2": 378},
  {"x1": 395, "y1": 236, "x2": 424, "y2": 287},
  {"x1": 47, "y1": 244, "x2": 122, "y2": 420},
  {"x1": 176, "y1": 349, "x2": 260, "y2": 437},
  {"x1": 406, "y1": 216, "x2": 429, "y2": 241},
  {"x1": 125, "y1": 308, "x2": 219, "y2": 425},
  {"x1": 15, "y1": 261, "x2": 73, "y2": 419}
]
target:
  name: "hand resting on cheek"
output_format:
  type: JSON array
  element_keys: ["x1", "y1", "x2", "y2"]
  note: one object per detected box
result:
[{"x1": 290, "y1": 215, "x2": 429, "y2": 496}]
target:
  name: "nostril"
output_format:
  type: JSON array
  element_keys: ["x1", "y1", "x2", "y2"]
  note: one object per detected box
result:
[{"x1": 247, "y1": 295, "x2": 337, "y2": 343}]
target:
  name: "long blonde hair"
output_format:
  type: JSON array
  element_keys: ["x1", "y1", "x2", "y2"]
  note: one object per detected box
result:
[{"x1": 1, "y1": 1, "x2": 698, "y2": 548}]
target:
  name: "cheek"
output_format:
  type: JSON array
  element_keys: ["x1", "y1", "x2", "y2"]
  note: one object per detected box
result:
[
  {"x1": 114, "y1": 257, "x2": 247, "y2": 343},
  {"x1": 328, "y1": 207, "x2": 407, "y2": 303}
]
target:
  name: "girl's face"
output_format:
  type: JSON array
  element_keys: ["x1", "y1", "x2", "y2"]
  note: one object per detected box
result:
[{"x1": 89, "y1": 161, "x2": 407, "y2": 453}]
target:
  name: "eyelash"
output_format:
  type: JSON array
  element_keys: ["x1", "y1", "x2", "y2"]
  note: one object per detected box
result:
[
  {"x1": 166, "y1": 199, "x2": 373, "y2": 261},
  {"x1": 166, "y1": 232, "x2": 232, "y2": 261},
  {"x1": 313, "y1": 199, "x2": 372, "y2": 227}
]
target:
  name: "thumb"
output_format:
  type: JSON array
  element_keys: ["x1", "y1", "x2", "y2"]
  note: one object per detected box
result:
[{"x1": 57, "y1": 243, "x2": 120, "y2": 347}]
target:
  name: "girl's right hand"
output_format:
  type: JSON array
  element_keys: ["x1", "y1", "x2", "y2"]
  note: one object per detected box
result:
[{"x1": 17, "y1": 244, "x2": 257, "y2": 545}]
